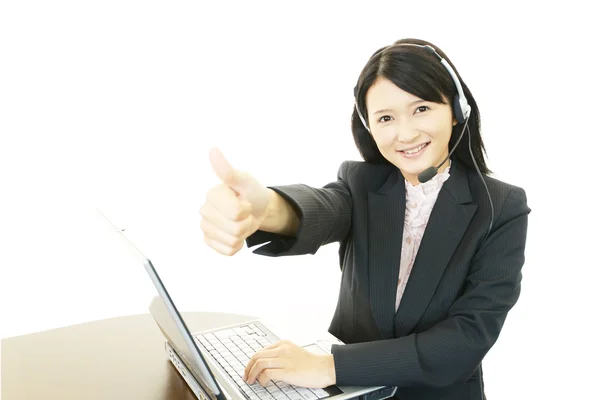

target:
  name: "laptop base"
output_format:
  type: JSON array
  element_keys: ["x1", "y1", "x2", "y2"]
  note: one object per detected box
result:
[
  {"x1": 166, "y1": 341, "x2": 213, "y2": 400},
  {"x1": 165, "y1": 341, "x2": 398, "y2": 400}
]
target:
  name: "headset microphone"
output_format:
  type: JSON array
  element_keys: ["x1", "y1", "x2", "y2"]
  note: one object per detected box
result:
[
  {"x1": 417, "y1": 166, "x2": 439, "y2": 184},
  {"x1": 417, "y1": 116, "x2": 469, "y2": 183}
]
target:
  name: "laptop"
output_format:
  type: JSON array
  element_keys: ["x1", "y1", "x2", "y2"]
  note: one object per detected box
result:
[{"x1": 98, "y1": 209, "x2": 397, "y2": 400}]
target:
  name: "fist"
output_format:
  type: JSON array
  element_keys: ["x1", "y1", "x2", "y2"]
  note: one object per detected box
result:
[{"x1": 200, "y1": 148, "x2": 271, "y2": 256}]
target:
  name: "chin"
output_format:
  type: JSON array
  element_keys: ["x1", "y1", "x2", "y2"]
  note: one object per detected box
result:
[{"x1": 394, "y1": 158, "x2": 433, "y2": 175}]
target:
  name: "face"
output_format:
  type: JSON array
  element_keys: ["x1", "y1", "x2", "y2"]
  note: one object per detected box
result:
[{"x1": 365, "y1": 77, "x2": 457, "y2": 185}]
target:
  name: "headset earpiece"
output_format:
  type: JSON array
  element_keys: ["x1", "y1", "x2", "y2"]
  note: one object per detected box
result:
[{"x1": 454, "y1": 95, "x2": 466, "y2": 124}]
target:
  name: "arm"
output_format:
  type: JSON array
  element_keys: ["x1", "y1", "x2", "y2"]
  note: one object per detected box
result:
[
  {"x1": 245, "y1": 161, "x2": 353, "y2": 257},
  {"x1": 331, "y1": 187, "x2": 531, "y2": 387}
]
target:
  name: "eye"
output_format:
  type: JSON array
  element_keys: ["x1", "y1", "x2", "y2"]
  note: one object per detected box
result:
[
  {"x1": 415, "y1": 106, "x2": 430, "y2": 114},
  {"x1": 377, "y1": 115, "x2": 393, "y2": 123}
]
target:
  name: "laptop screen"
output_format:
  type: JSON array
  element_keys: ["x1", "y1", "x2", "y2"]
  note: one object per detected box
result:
[
  {"x1": 97, "y1": 209, "x2": 225, "y2": 400},
  {"x1": 144, "y1": 258, "x2": 226, "y2": 400}
]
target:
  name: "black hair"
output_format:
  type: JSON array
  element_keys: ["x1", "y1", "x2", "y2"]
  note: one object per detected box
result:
[{"x1": 352, "y1": 38, "x2": 490, "y2": 175}]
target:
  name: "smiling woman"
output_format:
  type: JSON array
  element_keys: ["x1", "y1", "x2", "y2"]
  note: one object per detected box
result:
[
  {"x1": 200, "y1": 37, "x2": 531, "y2": 400},
  {"x1": 352, "y1": 38, "x2": 490, "y2": 186},
  {"x1": 365, "y1": 78, "x2": 456, "y2": 185}
]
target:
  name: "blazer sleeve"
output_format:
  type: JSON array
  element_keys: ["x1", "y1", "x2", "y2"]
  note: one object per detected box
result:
[
  {"x1": 331, "y1": 187, "x2": 531, "y2": 388},
  {"x1": 245, "y1": 161, "x2": 353, "y2": 257}
]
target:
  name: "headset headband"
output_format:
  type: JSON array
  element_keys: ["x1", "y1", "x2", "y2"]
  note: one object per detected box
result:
[{"x1": 354, "y1": 43, "x2": 471, "y2": 132}]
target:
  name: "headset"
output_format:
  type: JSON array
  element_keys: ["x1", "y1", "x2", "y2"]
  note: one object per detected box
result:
[
  {"x1": 354, "y1": 44, "x2": 471, "y2": 128},
  {"x1": 354, "y1": 43, "x2": 494, "y2": 242},
  {"x1": 354, "y1": 44, "x2": 493, "y2": 398}
]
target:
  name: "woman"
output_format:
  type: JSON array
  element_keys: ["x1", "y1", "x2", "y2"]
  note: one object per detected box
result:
[{"x1": 199, "y1": 38, "x2": 530, "y2": 400}]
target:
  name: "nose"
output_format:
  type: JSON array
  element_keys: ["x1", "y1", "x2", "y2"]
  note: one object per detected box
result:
[{"x1": 395, "y1": 123, "x2": 419, "y2": 143}]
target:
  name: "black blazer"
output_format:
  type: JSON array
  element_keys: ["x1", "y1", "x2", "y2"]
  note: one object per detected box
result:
[{"x1": 246, "y1": 158, "x2": 530, "y2": 400}]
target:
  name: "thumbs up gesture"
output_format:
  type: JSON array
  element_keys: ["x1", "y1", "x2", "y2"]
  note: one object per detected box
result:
[{"x1": 200, "y1": 148, "x2": 271, "y2": 256}]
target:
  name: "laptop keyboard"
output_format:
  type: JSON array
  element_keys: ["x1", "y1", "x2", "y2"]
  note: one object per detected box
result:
[{"x1": 195, "y1": 323, "x2": 330, "y2": 400}]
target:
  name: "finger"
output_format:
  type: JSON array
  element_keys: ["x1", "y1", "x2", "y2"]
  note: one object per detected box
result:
[
  {"x1": 209, "y1": 148, "x2": 245, "y2": 191},
  {"x1": 200, "y1": 218, "x2": 245, "y2": 249},
  {"x1": 243, "y1": 349, "x2": 281, "y2": 380},
  {"x1": 200, "y1": 201, "x2": 254, "y2": 238},
  {"x1": 203, "y1": 235, "x2": 244, "y2": 256},
  {"x1": 262, "y1": 340, "x2": 292, "y2": 351},
  {"x1": 247, "y1": 358, "x2": 284, "y2": 385},
  {"x1": 257, "y1": 369, "x2": 286, "y2": 387},
  {"x1": 206, "y1": 185, "x2": 252, "y2": 221}
]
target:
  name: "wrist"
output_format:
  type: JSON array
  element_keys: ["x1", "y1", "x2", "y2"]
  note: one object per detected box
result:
[
  {"x1": 324, "y1": 354, "x2": 336, "y2": 386},
  {"x1": 258, "y1": 189, "x2": 279, "y2": 232},
  {"x1": 259, "y1": 189, "x2": 299, "y2": 236}
]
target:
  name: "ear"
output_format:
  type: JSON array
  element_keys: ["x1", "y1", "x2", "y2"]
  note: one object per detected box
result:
[{"x1": 452, "y1": 117, "x2": 458, "y2": 126}]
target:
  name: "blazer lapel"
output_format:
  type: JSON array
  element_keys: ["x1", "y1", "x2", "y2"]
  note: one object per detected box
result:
[
  {"x1": 368, "y1": 168, "x2": 405, "y2": 339},
  {"x1": 394, "y1": 161, "x2": 478, "y2": 337}
]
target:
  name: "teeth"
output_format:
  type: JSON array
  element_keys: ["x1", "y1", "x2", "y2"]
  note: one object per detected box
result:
[{"x1": 404, "y1": 143, "x2": 426, "y2": 154}]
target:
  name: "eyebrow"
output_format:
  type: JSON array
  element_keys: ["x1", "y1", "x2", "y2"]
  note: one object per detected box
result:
[{"x1": 372, "y1": 100, "x2": 426, "y2": 115}]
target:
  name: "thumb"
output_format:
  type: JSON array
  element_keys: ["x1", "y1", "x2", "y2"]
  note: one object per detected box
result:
[
  {"x1": 208, "y1": 147, "x2": 268, "y2": 217},
  {"x1": 209, "y1": 147, "x2": 246, "y2": 192}
]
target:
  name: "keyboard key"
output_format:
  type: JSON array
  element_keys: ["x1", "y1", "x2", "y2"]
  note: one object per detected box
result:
[
  {"x1": 286, "y1": 392, "x2": 304, "y2": 400},
  {"x1": 232, "y1": 362, "x2": 245, "y2": 370},
  {"x1": 235, "y1": 327, "x2": 250, "y2": 336},
  {"x1": 311, "y1": 389, "x2": 328, "y2": 399},
  {"x1": 249, "y1": 324, "x2": 267, "y2": 336},
  {"x1": 214, "y1": 329, "x2": 236, "y2": 339},
  {"x1": 296, "y1": 388, "x2": 317, "y2": 400},
  {"x1": 253, "y1": 387, "x2": 268, "y2": 395},
  {"x1": 257, "y1": 338, "x2": 271, "y2": 347},
  {"x1": 239, "y1": 355, "x2": 250, "y2": 363},
  {"x1": 266, "y1": 385, "x2": 281, "y2": 394}
]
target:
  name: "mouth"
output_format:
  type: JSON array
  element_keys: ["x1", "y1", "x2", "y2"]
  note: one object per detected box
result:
[{"x1": 397, "y1": 142, "x2": 430, "y2": 158}]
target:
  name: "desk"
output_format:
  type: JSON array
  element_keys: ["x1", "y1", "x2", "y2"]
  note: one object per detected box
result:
[{"x1": 1, "y1": 312, "x2": 256, "y2": 399}]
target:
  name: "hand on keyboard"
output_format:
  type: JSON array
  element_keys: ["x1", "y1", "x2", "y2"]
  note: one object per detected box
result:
[
  {"x1": 197, "y1": 325, "x2": 331, "y2": 400},
  {"x1": 243, "y1": 340, "x2": 336, "y2": 390}
]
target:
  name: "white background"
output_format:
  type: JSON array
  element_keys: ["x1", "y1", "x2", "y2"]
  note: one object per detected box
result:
[{"x1": 1, "y1": 1, "x2": 598, "y2": 398}]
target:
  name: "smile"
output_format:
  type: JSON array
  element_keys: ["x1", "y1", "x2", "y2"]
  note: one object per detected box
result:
[{"x1": 397, "y1": 142, "x2": 430, "y2": 158}]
